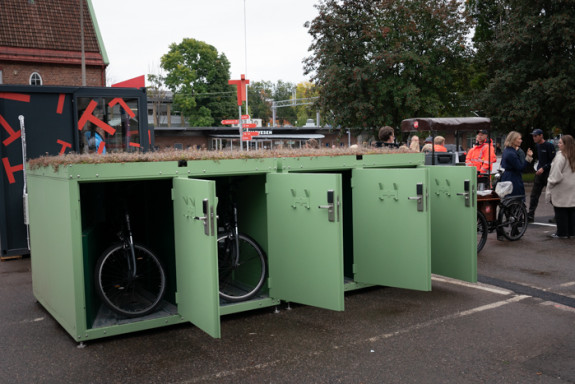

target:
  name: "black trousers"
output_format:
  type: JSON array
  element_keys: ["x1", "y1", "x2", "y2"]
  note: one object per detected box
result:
[
  {"x1": 553, "y1": 206, "x2": 575, "y2": 237},
  {"x1": 528, "y1": 171, "x2": 549, "y2": 218}
]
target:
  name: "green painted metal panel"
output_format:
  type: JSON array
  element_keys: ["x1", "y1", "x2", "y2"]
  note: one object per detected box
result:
[
  {"x1": 28, "y1": 175, "x2": 86, "y2": 339},
  {"x1": 352, "y1": 168, "x2": 432, "y2": 291},
  {"x1": 27, "y1": 158, "x2": 277, "y2": 182},
  {"x1": 428, "y1": 166, "x2": 477, "y2": 283},
  {"x1": 279, "y1": 153, "x2": 424, "y2": 172},
  {"x1": 172, "y1": 177, "x2": 221, "y2": 338},
  {"x1": 266, "y1": 173, "x2": 345, "y2": 311},
  {"x1": 361, "y1": 153, "x2": 424, "y2": 168}
]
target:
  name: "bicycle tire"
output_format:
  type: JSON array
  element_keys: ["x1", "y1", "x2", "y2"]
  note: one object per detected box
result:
[
  {"x1": 218, "y1": 233, "x2": 267, "y2": 302},
  {"x1": 94, "y1": 243, "x2": 166, "y2": 318},
  {"x1": 477, "y1": 211, "x2": 488, "y2": 253},
  {"x1": 498, "y1": 201, "x2": 528, "y2": 241}
]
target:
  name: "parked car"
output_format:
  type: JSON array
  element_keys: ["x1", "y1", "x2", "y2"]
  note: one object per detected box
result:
[{"x1": 445, "y1": 144, "x2": 467, "y2": 163}]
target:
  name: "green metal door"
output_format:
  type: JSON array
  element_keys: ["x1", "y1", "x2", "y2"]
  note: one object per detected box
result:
[
  {"x1": 428, "y1": 166, "x2": 477, "y2": 282},
  {"x1": 352, "y1": 168, "x2": 431, "y2": 291},
  {"x1": 266, "y1": 173, "x2": 345, "y2": 311},
  {"x1": 172, "y1": 177, "x2": 220, "y2": 338}
]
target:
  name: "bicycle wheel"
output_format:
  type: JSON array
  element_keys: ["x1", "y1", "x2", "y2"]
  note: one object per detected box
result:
[
  {"x1": 477, "y1": 211, "x2": 488, "y2": 253},
  {"x1": 218, "y1": 233, "x2": 267, "y2": 302},
  {"x1": 498, "y1": 201, "x2": 528, "y2": 241},
  {"x1": 95, "y1": 243, "x2": 166, "y2": 318}
]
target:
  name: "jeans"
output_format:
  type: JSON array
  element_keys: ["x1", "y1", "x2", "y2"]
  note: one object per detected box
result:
[
  {"x1": 528, "y1": 171, "x2": 549, "y2": 218},
  {"x1": 553, "y1": 206, "x2": 575, "y2": 237}
]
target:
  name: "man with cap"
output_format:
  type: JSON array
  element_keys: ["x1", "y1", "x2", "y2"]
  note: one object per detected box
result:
[
  {"x1": 527, "y1": 129, "x2": 556, "y2": 222},
  {"x1": 466, "y1": 129, "x2": 497, "y2": 174}
]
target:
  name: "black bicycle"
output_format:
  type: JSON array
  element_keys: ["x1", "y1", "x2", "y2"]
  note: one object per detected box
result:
[
  {"x1": 217, "y1": 196, "x2": 267, "y2": 303},
  {"x1": 94, "y1": 211, "x2": 166, "y2": 317},
  {"x1": 477, "y1": 194, "x2": 528, "y2": 253}
]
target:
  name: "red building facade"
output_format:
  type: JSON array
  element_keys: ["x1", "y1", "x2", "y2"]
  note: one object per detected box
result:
[{"x1": 0, "y1": 0, "x2": 108, "y2": 86}]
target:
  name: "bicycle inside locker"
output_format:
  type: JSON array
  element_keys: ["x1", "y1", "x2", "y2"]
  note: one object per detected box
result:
[{"x1": 79, "y1": 179, "x2": 177, "y2": 325}]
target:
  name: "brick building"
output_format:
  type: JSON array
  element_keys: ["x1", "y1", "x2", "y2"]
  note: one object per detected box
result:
[{"x1": 0, "y1": 0, "x2": 107, "y2": 86}]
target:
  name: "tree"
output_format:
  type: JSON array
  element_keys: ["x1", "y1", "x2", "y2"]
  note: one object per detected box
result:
[
  {"x1": 273, "y1": 80, "x2": 298, "y2": 126},
  {"x1": 470, "y1": 0, "x2": 575, "y2": 136},
  {"x1": 160, "y1": 38, "x2": 236, "y2": 126},
  {"x1": 147, "y1": 68, "x2": 170, "y2": 128},
  {"x1": 304, "y1": 0, "x2": 473, "y2": 134},
  {"x1": 247, "y1": 81, "x2": 274, "y2": 125},
  {"x1": 295, "y1": 81, "x2": 320, "y2": 126}
]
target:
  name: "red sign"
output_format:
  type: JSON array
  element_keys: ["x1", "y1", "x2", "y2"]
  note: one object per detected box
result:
[
  {"x1": 228, "y1": 75, "x2": 250, "y2": 106},
  {"x1": 242, "y1": 123, "x2": 257, "y2": 128},
  {"x1": 243, "y1": 131, "x2": 259, "y2": 137},
  {"x1": 241, "y1": 114, "x2": 250, "y2": 120},
  {"x1": 241, "y1": 134, "x2": 252, "y2": 141},
  {"x1": 221, "y1": 119, "x2": 239, "y2": 125}
]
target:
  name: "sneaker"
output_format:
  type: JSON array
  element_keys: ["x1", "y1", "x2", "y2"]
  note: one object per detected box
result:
[
  {"x1": 527, "y1": 217, "x2": 534, "y2": 223},
  {"x1": 550, "y1": 233, "x2": 569, "y2": 239}
]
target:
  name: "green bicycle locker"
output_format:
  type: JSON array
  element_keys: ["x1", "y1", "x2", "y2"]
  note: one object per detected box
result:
[
  {"x1": 352, "y1": 167, "x2": 432, "y2": 291},
  {"x1": 266, "y1": 173, "x2": 345, "y2": 311},
  {"x1": 172, "y1": 177, "x2": 221, "y2": 338},
  {"x1": 427, "y1": 166, "x2": 477, "y2": 283},
  {"x1": 26, "y1": 153, "x2": 478, "y2": 342}
]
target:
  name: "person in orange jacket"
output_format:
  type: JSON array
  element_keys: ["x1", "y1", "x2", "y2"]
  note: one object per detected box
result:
[
  {"x1": 465, "y1": 129, "x2": 497, "y2": 174},
  {"x1": 433, "y1": 136, "x2": 448, "y2": 152}
]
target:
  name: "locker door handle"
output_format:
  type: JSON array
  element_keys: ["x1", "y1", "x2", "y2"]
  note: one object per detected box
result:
[
  {"x1": 194, "y1": 199, "x2": 214, "y2": 236},
  {"x1": 318, "y1": 190, "x2": 336, "y2": 222},
  {"x1": 456, "y1": 179, "x2": 471, "y2": 207},
  {"x1": 407, "y1": 183, "x2": 424, "y2": 212}
]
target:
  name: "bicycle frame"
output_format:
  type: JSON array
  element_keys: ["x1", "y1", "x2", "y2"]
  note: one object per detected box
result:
[{"x1": 122, "y1": 212, "x2": 138, "y2": 279}]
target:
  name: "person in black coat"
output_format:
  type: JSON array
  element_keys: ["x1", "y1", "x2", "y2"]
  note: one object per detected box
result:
[{"x1": 500, "y1": 131, "x2": 533, "y2": 199}]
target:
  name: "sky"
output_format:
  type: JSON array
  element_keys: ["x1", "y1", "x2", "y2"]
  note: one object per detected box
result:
[{"x1": 90, "y1": 0, "x2": 320, "y2": 86}]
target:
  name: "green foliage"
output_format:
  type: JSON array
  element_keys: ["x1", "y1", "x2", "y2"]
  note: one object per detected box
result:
[
  {"x1": 160, "y1": 38, "x2": 237, "y2": 126},
  {"x1": 304, "y1": 0, "x2": 473, "y2": 134},
  {"x1": 295, "y1": 82, "x2": 319, "y2": 126},
  {"x1": 246, "y1": 80, "x2": 301, "y2": 126},
  {"x1": 274, "y1": 80, "x2": 298, "y2": 125},
  {"x1": 247, "y1": 81, "x2": 274, "y2": 125},
  {"x1": 471, "y1": 0, "x2": 575, "y2": 137}
]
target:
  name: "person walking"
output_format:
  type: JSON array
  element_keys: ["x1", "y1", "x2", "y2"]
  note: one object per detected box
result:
[
  {"x1": 545, "y1": 135, "x2": 575, "y2": 239},
  {"x1": 527, "y1": 129, "x2": 556, "y2": 222},
  {"x1": 500, "y1": 131, "x2": 533, "y2": 198}
]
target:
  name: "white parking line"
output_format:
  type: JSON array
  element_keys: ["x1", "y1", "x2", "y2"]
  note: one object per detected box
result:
[
  {"x1": 532, "y1": 222, "x2": 556, "y2": 227},
  {"x1": 176, "y1": 295, "x2": 530, "y2": 384},
  {"x1": 366, "y1": 295, "x2": 529, "y2": 344},
  {"x1": 540, "y1": 301, "x2": 575, "y2": 313},
  {"x1": 432, "y1": 275, "x2": 512, "y2": 295}
]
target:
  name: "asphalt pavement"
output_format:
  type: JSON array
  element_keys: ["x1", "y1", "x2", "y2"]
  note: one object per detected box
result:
[{"x1": 1, "y1": 183, "x2": 574, "y2": 384}]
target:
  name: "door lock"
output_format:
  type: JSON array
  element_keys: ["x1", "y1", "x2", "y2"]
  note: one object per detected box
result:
[
  {"x1": 456, "y1": 179, "x2": 471, "y2": 207},
  {"x1": 407, "y1": 183, "x2": 424, "y2": 212},
  {"x1": 318, "y1": 190, "x2": 336, "y2": 222},
  {"x1": 194, "y1": 199, "x2": 214, "y2": 236}
]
